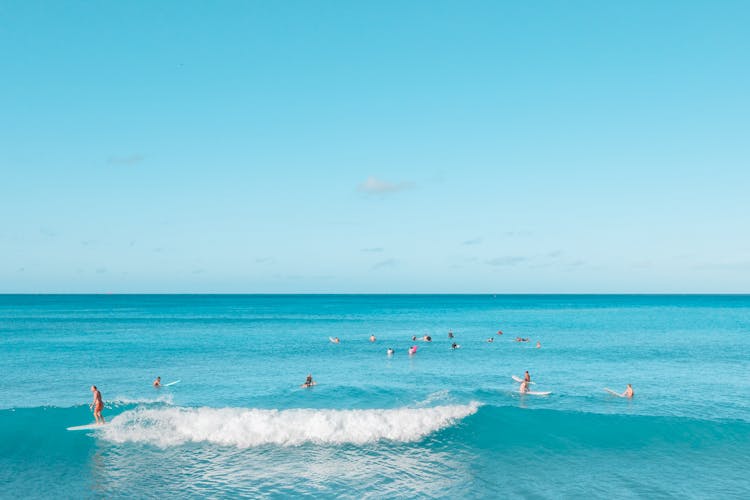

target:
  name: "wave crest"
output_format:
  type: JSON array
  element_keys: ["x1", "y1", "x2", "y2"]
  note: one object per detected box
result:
[{"x1": 101, "y1": 403, "x2": 479, "y2": 447}]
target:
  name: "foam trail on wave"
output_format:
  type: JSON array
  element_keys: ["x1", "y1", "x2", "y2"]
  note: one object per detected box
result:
[
  {"x1": 101, "y1": 403, "x2": 479, "y2": 447},
  {"x1": 109, "y1": 394, "x2": 174, "y2": 406}
]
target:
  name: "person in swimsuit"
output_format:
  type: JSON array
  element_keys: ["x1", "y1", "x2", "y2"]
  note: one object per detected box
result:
[
  {"x1": 448, "y1": 330, "x2": 454, "y2": 339},
  {"x1": 519, "y1": 380, "x2": 529, "y2": 393},
  {"x1": 497, "y1": 330, "x2": 503, "y2": 335},
  {"x1": 301, "y1": 374, "x2": 316, "y2": 388},
  {"x1": 524, "y1": 371, "x2": 531, "y2": 383},
  {"x1": 153, "y1": 376, "x2": 161, "y2": 388},
  {"x1": 451, "y1": 342, "x2": 460, "y2": 349},
  {"x1": 369, "y1": 334, "x2": 376, "y2": 342},
  {"x1": 536, "y1": 341, "x2": 541, "y2": 349},
  {"x1": 487, "y1": 337, "x2": 494, "y2": 343},
  {"x1": 331, "y1": 337, "x2": 340, "y2": 344},
  {"x1": 623, "y1": 384, "x2": 634, "y2": 398},
  {"x1": 90, "y1": 385, "x2": 105, "y2": 424},
  {"x1": 386, "y1": 347, "x2": 394, "y2": 356}
]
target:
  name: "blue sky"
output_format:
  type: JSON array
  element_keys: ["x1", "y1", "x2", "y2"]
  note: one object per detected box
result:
[{"x1": 1, "y1": 1, "x2": 749, "y2": 293}]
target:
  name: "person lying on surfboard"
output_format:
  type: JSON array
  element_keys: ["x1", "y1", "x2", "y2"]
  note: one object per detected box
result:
[
  {"x1": 90, "y1": 385, "x2": 105, "y2": 424},
  {"x1": 153, "y1": 376, "x2": 161, "y2": 388},
  {"x1": 301, "y1": 374, "x2": 316, "y2": 388}
]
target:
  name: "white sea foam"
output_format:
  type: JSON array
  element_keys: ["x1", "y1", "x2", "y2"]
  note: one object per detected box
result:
[
  {"x1": 109, "y1": 394, "x2": 174, "y2": 406},
  {"x1": 101, "y1": 403, "x2": 479, "y2": 447}
]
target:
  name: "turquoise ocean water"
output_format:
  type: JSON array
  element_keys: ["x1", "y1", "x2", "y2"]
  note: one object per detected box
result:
[{"x1": 1, "y1": 294, "x2": 749, "y2": 498}]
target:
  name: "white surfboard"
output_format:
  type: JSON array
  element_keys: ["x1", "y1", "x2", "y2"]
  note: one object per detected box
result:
[
  {"x1": 512, "y1": 375, "x2": 536, "y2": 385},
  {"x1": 604, "y1": 388, "x2": 625, "y2": 397},
  {"x1": 67, "y1": 422, "x2": 108, "y2": 431},
  {"x1": 517, "y1": 390, "x2": 551, "y2": 396},
  {"x1": 164, "y1": 380, "x2": 180, "y2": 387}
]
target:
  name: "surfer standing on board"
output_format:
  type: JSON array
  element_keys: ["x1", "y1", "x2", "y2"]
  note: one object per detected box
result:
[{"x1": 90, "y1": 385, "x2": 105, "y2": 424}]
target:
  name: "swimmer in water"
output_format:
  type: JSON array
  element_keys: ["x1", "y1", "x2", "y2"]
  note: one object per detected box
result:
[
  {"x1": 451, "y1": 342, "x2": 460, "y2": 349},
  {"x1": 448, "y1": 330, "x2": 454, "y2": 339},
  {"x1": 386, "y1": 347, "x2": 394, "y2": 356},
  {"x1": 423, "y1": 335, "x2": 432, "y2": 342},
  {"x1": 487, "y1": 337, "x2": 494, "y2": 343},
  {"x1": 536, "y1": 341, "x2": 541, "y2": 349},
  {"x1": 412, "y1": 335, "x2": 417, "y2": 341},
  {"x1": 369, "y1": 334, "x2": 376, "y2": 342},
  {"x1": 497, "y1": 330, "x2": 503, "y2": 335},
  {"x1": 408, "y1": 345, "x2": 417, "y2": 355},
  {"x1": 519, "y1": 379, "x2": 530, "y2": 393},
  {"x1": 90, "y1": 385, "x2": 105, "y2": 424},
  {"x1": 623, "y1": 384, "x2": 634, "y2": 398},
  {"x1": 301, "y1": 374, "x2": 316, "y2": 388},
  {"x1": 153, "y1": 376, "x2": 161, "y2": 388},
  {"x1": 330, "y1": 337, "x2": 340, "y2": 344}
]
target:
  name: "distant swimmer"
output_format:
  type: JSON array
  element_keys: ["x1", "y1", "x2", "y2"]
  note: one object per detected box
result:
[
  {"x1": 487, "y1": 337, "x2": 494, "y2": 343},
  {"x1": 624, "y1": 384, "x2": 634, "y2": 398},
  {"x1": 301, "y1": 374, "x2": 316, "y2": 388},
  {"x1": 412, "y1": 335, "x2": 417, "y2": 341},
  {"x1": 451, "y1": 342, "x2": 460, "y2": 349},
  {"x1": 448, "y1": 330, "x2": 454, "y2": 339},
  {"x1": 423, "y1": 335, "x2": 432, "y2": 342},
  {"x1": 408, "y1": 345, "x2": 418, "y2": 355},
  {"x1": 386, "y1": 347, "x2": 394, "y2": 356},
  {"x1": 497, "y1": 330, "x2": 503, "y2": 335},
  {"x1": 90, "y1": 385, "x2": 105, "y2": 424},
  {"x1": 515, "y1": 337, "x2": 529, "y2": 343},
  {"x1": 369, "y1": 334, "x2": 376, "y2": 342},
  {"x1": 330, "y1": 337, "x2": 340, "y2": 344},
  {"x1": 153, "y1": 376, "x2": 161, "y2": 388},
  {"x1": 536, "y1": 341, "x2": 541, "y2": 349}
]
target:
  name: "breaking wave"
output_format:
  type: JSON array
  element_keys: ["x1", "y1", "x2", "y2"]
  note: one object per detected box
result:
[{"x1": 100, "y1": 403, "x2": 480, "y2": 447}]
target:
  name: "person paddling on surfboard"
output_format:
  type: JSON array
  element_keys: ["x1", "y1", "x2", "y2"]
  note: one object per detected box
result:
[
  {"x1": 153, "y1": 376, "x2": 161, "y2": 388},
  {"x1": 90, "y1": 385, "x2": 105, "y2": 424}
]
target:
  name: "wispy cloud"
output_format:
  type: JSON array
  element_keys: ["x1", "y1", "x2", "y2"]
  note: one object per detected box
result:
[
  {"x1": 357, "y1": 176, "x2": 414, "y2": 194},
  {"x1": 95, "y1": 267, "x2": 107, "y2": 274},
  {"x1": 372, "y1": 258, "x2": 397, "y2": 270},
  {"x1": 255, "y1": 257, "x2": 275, "y2": 264},
  {"x1": 361, "y1": 247, "x2": 384, "y2": 253},
  {"x1": 108, "y1": 154, "x2": 144, "y2": 166},
  {"x1": 486, "y1": 256, "x2": 527, "y2": 267},
  {"x1": 463, "y1": 237, "x2": 482, "y2": 246}
]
